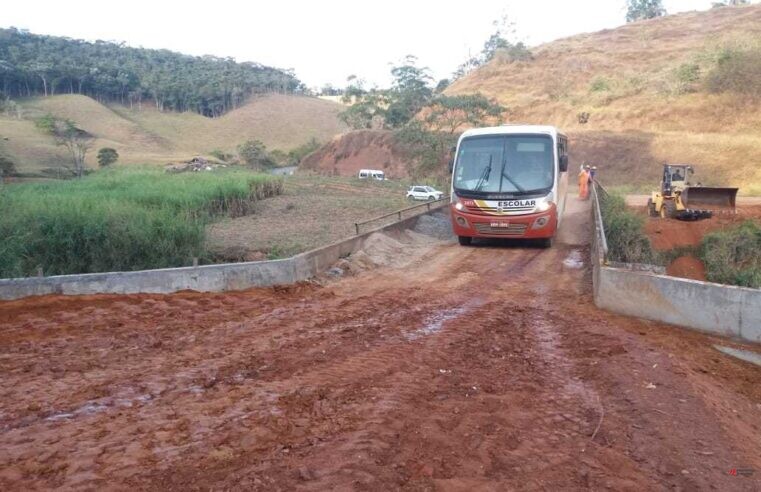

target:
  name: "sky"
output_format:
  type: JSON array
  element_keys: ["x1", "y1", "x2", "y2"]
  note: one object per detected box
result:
[{"x1": 1, "y1": 0, "x2": 738, "y2": 89}]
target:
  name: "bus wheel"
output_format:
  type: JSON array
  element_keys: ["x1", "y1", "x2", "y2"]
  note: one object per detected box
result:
[
  {"x1": 540, "y1": 237, "x2": 553, "y2": 248},
  {"x1": 458, "y1": 236, "x2": 472, "y2": 246}
]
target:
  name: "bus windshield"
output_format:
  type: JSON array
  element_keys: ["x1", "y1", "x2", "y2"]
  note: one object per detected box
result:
[{"x1": 453, "y1": 135, "x2": 554, "y2": 195}]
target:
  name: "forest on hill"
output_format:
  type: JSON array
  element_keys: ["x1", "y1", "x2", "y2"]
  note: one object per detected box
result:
[{"x1": 0, "y1": 28, "x2": 303, "y2": 117}]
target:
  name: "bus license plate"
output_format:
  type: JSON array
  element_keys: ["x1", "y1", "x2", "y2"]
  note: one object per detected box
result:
[{"x1": 490, "y1": 222, "x2": 509, "y2": 228}]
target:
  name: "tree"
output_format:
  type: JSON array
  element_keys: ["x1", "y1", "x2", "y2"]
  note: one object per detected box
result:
[
  {"x1": 237, "y1": 139, "x2": 275, "y2": 169},
  {"x1": 35, "y1": 114, "x2": 93, "y2": 177},
  {"x1": 339, "y1": 57, "x2": 434, "y2": 130},
  {"x1": 626, "y1": 0, "x2": 666, "y2": 22},
  {"x1": 423, "y1": 94, "x2": 505, "y2": 134},
  {"x1": 0, "y1": 27, "x2": 302, "y2": 118},
  {"x1": 452, "y1": 14, "x2": 532, "y2": 81},
  {"x1": 97, "y1": 147, "x2": 119, "y2": 167},
  {"x1": 385, "y1": 56, "x2": 434, "y2": 128},
  {"x1": 434, "y1": 79, "x2": 451, "y2": 93},
  {"x1": 712, "y1": 0, "x2": 749, "y2": 7},
  {"x1": 396, "y1": 94, "x2": 506, "y2": 176}
]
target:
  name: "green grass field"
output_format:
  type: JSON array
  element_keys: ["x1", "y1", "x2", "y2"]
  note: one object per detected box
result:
[{"x1": 0, "y1": 167, "x2": 282, "y2": 277}]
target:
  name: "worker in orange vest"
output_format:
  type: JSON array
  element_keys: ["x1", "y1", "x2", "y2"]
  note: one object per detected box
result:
[{"x1": 578, "y1": 164, "x2": 589, "y2": 200}]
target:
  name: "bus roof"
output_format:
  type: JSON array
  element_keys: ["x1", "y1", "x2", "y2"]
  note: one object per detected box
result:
[{"x1": 459, "y1": 125, "x2": 565, "y2": 140}]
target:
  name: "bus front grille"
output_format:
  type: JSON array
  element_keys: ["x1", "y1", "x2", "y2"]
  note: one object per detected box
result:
[
  {"x1": 467, "y1": 206, "x2": 534, "y2": 215},
  {"x1": 474, "y1": 223, "x2": 528, "y2": 236}
]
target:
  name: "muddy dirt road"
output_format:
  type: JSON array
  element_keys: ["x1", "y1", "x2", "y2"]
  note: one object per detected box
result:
[{"x1": 2, "y1": 199, "x2": 761, "y2": 490}]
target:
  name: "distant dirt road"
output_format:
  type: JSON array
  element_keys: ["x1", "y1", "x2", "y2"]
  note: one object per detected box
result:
[
  {"x1": 626, "y1": 194, "x2": 761, "y2": 208},
  {"x1": 1, "y1": 198, "x2": 760, "y2": 490}
]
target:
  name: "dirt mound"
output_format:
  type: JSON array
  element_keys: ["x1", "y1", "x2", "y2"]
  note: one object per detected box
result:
[
  {"x1": 413, "y1": 212, "x2": 454, "y2": 240},
  {"x1": 641, "y1": 206, "x2": 761, "y2": 251},
  {"x1": 327, "y1": 225, "x2": 450, "y2": 279},
  {"x1": 300, "y1": 130, "x2": 412, "y2": 178},
  {"x1": 667, "y1": 255, "x2": 707, "y2": 281}
]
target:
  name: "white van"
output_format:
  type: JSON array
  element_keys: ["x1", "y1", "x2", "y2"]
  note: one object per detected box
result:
[{"x1": 358, "y1": 169, "x2": 385, "y2": 180}]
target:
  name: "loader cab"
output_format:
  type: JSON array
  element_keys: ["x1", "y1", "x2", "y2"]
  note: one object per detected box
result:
[{"x1": 662, "y1": 165, "x2": 693, "y2": 194}]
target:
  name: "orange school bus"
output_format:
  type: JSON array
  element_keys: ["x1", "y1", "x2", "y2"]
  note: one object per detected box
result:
[{"x1": 450, "y1": 125, "x2": 569, "y2": 248}]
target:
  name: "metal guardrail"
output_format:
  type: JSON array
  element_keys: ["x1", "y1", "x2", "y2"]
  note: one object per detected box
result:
[
  {"x1": 591, "y1": 180, "x2": 609, "y2": 258},
  {"x1": 354, "y1": 195, "x2": 450, "y2": 235}
]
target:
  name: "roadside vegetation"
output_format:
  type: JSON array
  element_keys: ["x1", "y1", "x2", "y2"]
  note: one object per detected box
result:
[
  {"x1": 0, "y1": 167, "x2": 282, "y2": 277},
  {"x1": 699, "y1": 220, "x2": 761, "y2": 287},
  {"x1": 600, "y1": 192, "x2": 659, "y2": 264}
]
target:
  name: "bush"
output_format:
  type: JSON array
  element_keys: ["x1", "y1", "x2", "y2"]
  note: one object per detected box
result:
[
  {"x1": 706, "y1": 48, "x2": 761, "y2": 98},
  {"x1": 672, "y1": 63, "x2": 701, "y2": 94},
  {"x1": 700, "y1": 220, "x2": 761, "y2": 287},
  {"x1": 0, "y1": 167, "x2": 283, "y2": 277},
  {"x1": 238, "y1": 139, "x2": 276, "y2": 169},
  {"x1": 494, "y1": 42, "x2": 533, "y2": 63},
  {"x1": 288, "y1": 137, "x2": 322, "y2": 165},
  {"x1": 97, "y1": 147, "x2": 119, "y2": 167},
  {"x1": 600, "y1": 193, "x2": 658, "y2": 264},
  {"x1": 209, "y1": 149, "x2": 233, "y2": 162},
  {"x1": 589, "y1": 77, "x2": 611, "y2": 93},
  {"x1": 0, "y1": 155, "x2": 16, "y2": 177}
]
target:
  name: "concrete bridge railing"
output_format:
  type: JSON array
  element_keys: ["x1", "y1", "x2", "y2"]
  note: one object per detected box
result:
[{"x1": 0, "y1": 204, "x2": 449, "y2": 301}]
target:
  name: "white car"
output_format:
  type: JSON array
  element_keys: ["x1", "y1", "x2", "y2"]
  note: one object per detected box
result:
[{"x1": 406, "y1": 185, "x2": 443, "y2": 201}]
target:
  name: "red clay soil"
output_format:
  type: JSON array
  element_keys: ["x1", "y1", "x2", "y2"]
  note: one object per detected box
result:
[
  {"x1": 642, "y1": 205, "x2": 761, "y2": 251},
  {"x1": 1, "y1": 205, "x2": 761, "y2": 490},
  {"x1": 300, "y1": 130, "x2": 411, "y2": 178},
  {"x1": 667, "y1": 255, "x2": 707, "y2": 281},
  {"x1": 641, "y1": 205, "x2": 761, "y2": 282}
]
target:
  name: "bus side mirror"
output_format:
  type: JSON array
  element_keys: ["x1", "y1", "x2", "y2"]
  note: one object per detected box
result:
[
  {"x1": 559, "y1": 155, "x2": 569, "y2": 172},
  {"x1": 449, "y1": 160, "x2": 454, "y2": 173}
]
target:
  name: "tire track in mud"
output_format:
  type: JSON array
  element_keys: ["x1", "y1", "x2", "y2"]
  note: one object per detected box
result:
[
  {"x1": 127, "y1": 245, "x2": 554, "y2": 488},
  {"x1": 236, "y1": 246, "x2": 588, "y2": 489}
]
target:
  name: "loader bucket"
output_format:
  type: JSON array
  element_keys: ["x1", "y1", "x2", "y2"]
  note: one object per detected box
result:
[{"x1": 682, "y1": 187, "x2": 738, "y2": 210}]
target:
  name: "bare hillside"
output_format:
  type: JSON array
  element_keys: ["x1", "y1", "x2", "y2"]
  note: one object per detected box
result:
[
  {"x1": 447, "y1": 4, "x2": 761, "y2": 193},
  {"x1": 0, "y1": 94, "x2": 348, "y2": 174},
  {"x1": 300, "y1": 130, "x2": 412, "y2": 179}
]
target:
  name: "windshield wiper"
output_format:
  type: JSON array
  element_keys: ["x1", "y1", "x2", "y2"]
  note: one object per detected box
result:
[
  {"x1": 501, "y1": 170, "x2": 525, "y2": 193},
  {"x1": 474, "y1": 156, "x2": 492, "y2": 191}
]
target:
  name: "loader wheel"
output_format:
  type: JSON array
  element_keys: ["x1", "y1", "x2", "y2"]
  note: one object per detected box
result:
[
  {"x1": 662, "y1": 200, "x2": 677, "y2": 219},
  {"x1": 647, "y1": 198, "x2": 657, "y2": 217}
]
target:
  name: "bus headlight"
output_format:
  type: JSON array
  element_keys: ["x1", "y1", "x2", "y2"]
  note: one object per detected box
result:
[
  {"x1": 536, "y1": 201, "x2": 553, "y2": 212},
  {"x1": 532, "y1": 216, "x2": 550, "y2": 229},
  {"x1": 455, "y1": 201, "x2": 465, "y2": 211},
  {"x1": 455, "y1": 216, "x2": 468, "y2": 228}
]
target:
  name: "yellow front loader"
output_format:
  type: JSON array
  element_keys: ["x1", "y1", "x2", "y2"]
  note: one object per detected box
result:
[{"x1": 647, "y1": 164, "x2": 738, "y2": 221}]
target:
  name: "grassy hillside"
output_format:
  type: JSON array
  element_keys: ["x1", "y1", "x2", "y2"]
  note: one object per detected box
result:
[
  {"x1": 447, "y1": 4, "x2": 761, "y2": 193},
  {"x1": 0, "y1": 94, "x2": 348, "y2": 175}
]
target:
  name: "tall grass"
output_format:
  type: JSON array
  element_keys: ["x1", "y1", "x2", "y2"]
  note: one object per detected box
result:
[
  {"x1": 700, "y1": 220, "x2": 761, "y2": 288},
  {"x1": 0, "y1": 167, "x2": 282, "y2": 277},
  {"x1": 600, "y1": 192, "x2": 659, "y2": 265}
]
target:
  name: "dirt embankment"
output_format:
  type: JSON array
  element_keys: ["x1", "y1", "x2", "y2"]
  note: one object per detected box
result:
[
  {"x1": 639, "y1": 204, "x2": 761, "y2": 281},
  {"x1": 300, "y1": 130, "x2": 412, "y2": 178}
]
